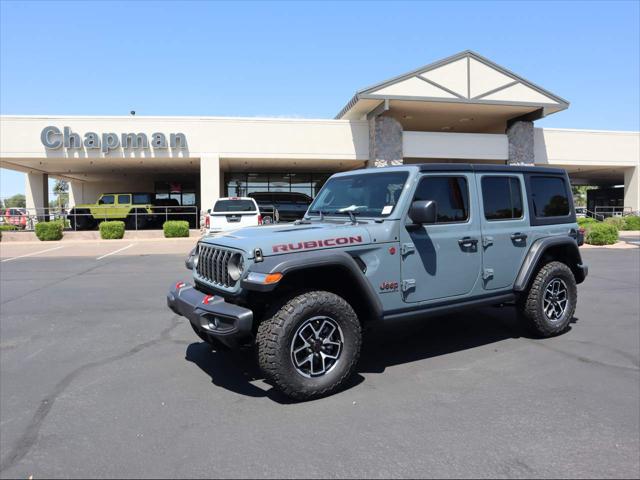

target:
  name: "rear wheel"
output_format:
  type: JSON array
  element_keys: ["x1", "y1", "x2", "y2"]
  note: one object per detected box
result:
[
  {"x1": 257, "y1": 291, "x2": 361, "y2": 400},
  {"x1": 517, "y1": 261, "x2": 577, "y2": 337},
  {"x1": 69, "y1": 208, "x2": 94, "y2": 230}
]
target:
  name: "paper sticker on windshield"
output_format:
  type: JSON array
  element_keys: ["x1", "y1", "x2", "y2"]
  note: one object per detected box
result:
[{"x1": 381, "y1": 205, "x2": 393, "y2": 215}]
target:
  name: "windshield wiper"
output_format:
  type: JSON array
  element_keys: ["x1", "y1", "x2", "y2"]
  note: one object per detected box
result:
[{"x1": 338, "y1": 205, "x2": 366, "y2": 225}]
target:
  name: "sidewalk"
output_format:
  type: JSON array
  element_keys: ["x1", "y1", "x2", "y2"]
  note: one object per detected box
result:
[{"x1": 0, "y1": 229, "x2": 203, "y2": 243}]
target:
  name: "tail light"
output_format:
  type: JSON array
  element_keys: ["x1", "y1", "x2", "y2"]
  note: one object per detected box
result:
[
  {"x1": 258, "y1": 214, "x2": 263, "y2": 225},
  {"x1": 205, "y1": 215, "x2": 210, "y2": 228}
]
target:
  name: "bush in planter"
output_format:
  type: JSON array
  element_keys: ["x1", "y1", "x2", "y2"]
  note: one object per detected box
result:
[
  {"x1": 163, "y1": 220, "x2": 189, "y2": 238},
  {"x1": 577, "y1": 217, "x2": 598, "y2": 228},
  {"x1": 623, "y1": 215, "x2": 640, "y2": 231},
  {"x1": 604, "y1": 216, "x2": 625, "y2": 230},
  {"x1": 585, "y1": 223, "x2": 618, "y2": 246},
  {"x1": 99, "y1": 221, "x2": 125, "y2": 239},
  {"x1": 35, "y1": 221, "x2": 64, "y2": 241}
]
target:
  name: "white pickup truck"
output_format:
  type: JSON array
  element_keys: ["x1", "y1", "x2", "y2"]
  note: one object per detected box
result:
[{"x1": 204, "y1": 197, "x2": 262, "y2": 234}]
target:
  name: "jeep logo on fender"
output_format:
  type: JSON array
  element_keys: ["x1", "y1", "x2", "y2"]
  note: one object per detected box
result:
[{"x1": 272, "y1": 236, "x2": 362, "y2": 253}]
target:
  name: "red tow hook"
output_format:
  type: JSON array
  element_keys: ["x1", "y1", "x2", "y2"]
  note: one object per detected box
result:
[
  {"x1": 175, "y1": 282, "x2": 186, "y2": 290},
  {"x1": 202, "y1": 295, "x2": 215, "y2": 305}
]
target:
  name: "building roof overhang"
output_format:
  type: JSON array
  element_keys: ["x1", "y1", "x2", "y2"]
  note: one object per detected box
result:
[{"x1": 336, "y1": 50, "x2": 569, "y2": 131}]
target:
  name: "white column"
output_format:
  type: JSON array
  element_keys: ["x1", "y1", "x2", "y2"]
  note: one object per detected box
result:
[
  {"x1": 200, "y1": 155, "x2": 220, "y2": 211},
  {"x1": 68, "y1": 180, "x2": 84, "y2": 207},
  {"x1": 624, "y1": 166, "x2": 639, "y2": 213},
  {"x1": 25, "y1": 172, "x2": 48, "y2": 212}
]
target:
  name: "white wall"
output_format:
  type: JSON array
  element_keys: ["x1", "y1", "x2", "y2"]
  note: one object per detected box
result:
[
  {"x1": 535, "y1": 128, "x2": 640, "y2": 166},
  {"x1": 403, "y1": 131, "x2": 508, "y2": 160}
]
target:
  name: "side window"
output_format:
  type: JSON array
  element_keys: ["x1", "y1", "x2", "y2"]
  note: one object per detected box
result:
[
  {"x1": 414, "y1": 176, "x2": 469, "y2": 223},
  {"x1": 482, "y1": 176, "x2": 523, "y2": 220},
  {"x1": 99, "y1": 195, "x2": 114, "y2": 205},
  {"x1": 530, "y1": 176, "x2": 570, "y2": 217},
  {"x1": 117, "y1": 194, "x2": 131, "y2": 204}
]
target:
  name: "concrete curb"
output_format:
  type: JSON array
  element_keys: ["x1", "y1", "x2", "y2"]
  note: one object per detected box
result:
[{"x1": 0, "y1": 229, "x2": 202, "y2": 243}]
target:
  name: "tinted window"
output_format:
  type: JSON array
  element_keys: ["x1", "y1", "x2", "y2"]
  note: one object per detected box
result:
[
  {"x1": 530, "y1": 176, "x2": 570, "y2": 217},
  {"x1": 99, "y1": 195, "x2": 114, "y2": 205},
  {"x1": 249, "y1": 192, "x2": 272, "y2": 203},
  {"x1": 308, "y1": 171, "x2": 408, "y2": 217},
  {"x1": 213, "y1": 199, "x2": 256, "y2": 213},
  {"x1": 117, "y1": 194, "x2": 131, "y2": 204},
  {"x1": 133, "y1": 193, "x2": 152, "y2": 204},
  {"x1": 414, "y1": 176, "x2": 469, "y2": 223},
  {"x1": 482, "y1": 177, "x2": 523, "y2": 220}
]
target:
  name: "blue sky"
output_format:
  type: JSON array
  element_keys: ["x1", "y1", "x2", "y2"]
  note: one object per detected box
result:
[{"x1": 1, "y1": 0, "x2": 639, "y2": 198}]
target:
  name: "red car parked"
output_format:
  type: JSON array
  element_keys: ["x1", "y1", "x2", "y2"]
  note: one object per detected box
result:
[{"x1": 3, "y1": 208, "x2": 28, "y2": 229}]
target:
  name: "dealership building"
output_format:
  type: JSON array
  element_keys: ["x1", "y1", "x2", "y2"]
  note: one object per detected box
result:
[{"x1": 1, "y1": 51, "x2": 638, "y2": 215}]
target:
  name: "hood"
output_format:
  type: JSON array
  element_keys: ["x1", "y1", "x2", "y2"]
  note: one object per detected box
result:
[{"x1": 200, "y1": 222, "x2": 373, "y2": 258}]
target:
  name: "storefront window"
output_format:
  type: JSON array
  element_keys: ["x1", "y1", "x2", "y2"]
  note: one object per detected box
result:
[{"x1": 225, "y1": 173, "x2": 332, "y2": 198}]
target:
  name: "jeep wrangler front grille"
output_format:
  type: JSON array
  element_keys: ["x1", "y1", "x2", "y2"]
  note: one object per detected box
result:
[{"x1": 196, "y1": 244, "x2": 234, "y2": 288}]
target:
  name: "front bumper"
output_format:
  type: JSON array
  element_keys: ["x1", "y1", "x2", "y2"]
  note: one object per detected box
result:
[{"x1": 166, "y1": 282, "x2": 253, "y2": 347}]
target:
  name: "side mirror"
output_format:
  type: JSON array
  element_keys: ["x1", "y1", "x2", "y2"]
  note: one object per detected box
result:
[
  {"x1": 207, "y1": 209, "x2": 211, "y2": 214},
  {"x1": 409, "y1": 200, "x2": 437, "y2": 225}
]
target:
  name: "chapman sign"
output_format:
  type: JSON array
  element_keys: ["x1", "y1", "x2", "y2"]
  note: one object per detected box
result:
[{"x1": 41, "y1": 126, "x2": 187, "y2": 153}]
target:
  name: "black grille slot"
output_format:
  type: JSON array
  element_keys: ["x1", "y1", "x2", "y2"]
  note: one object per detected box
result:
[{"x1": 196, "y1": 244, "x2": 236, "y2": 288}]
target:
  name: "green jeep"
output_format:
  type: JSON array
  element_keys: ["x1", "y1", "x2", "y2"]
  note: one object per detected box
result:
[{"x1": 69, "y1": 192, "x2": 156, "y2": 230}]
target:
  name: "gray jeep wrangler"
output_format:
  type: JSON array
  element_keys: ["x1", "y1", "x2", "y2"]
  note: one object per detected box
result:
[{"x1": 167, "y1": 164, "x2": 588, "y2": 400}]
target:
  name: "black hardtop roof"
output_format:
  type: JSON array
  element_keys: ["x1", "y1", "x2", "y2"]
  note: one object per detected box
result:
[{"x1": 417, "y1": 163, "x2": 567, "y2": 175}]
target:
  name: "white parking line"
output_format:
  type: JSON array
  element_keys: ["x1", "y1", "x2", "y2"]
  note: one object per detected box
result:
[
  {"x1": 1, "y1": 245, "x2": 65, "y2": 263},
  {"x1": 96, "y1": 243, "x2": 135, "y2": 260}
]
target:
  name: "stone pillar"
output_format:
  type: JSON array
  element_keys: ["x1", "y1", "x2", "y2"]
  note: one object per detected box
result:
[
  {"x1": 200, "y1": 155, "x2": 220, "y2": 212},
  {"x1": 25, "y1": 172, "x2": 49, "y2": 219},
  {"x1": 624, "y1": 166, "x2": 639, "y2": 213},
  {"x1": 368, "y1": 116, "x2": 403, "y2": 168},
  {"x1": 506, "y1": 120, "x2": 534, "y2": 165}
]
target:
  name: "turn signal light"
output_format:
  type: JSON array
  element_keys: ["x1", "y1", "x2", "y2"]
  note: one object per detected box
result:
[
  {"x1": 205, "y1": 215, "x2": 210, "y2": 228},
  {"x1": 258, "y1": 214, "x2": 263, "y2": 225},
  {"x1": 264, "y1": 273, "x2": 283, "y2": 284}
]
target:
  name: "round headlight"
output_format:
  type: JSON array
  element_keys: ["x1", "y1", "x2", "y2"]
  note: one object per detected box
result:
[{"x1": 228, "y1": 253, "x2": 245, "y2": 282}]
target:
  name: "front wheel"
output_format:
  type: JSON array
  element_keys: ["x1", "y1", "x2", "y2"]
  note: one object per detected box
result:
[
  {"x1": 517, "y1": 261, "x2": 577, "y2": 337},
  {"x1": 256, "y1": 291, "x2": 361, "y2": 400}
]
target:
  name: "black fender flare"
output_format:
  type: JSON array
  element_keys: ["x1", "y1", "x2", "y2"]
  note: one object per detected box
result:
[
  {"x1": 242, "y1": 250, "x2": 384, "y2": 321},
  {"x1": 514, "y1": 236, "x2": 588, "y2": 291}
]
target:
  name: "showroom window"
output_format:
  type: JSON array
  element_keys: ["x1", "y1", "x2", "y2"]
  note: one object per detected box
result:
[
  {"x1": 155, "y1": 181, "x2": 197, "y2": 206},
  {"x1": 225, "y1": 173, "x2": 331, "y2": 198}
]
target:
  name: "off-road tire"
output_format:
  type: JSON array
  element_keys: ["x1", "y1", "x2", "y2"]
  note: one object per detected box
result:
[
  {"x1": 517, "y1": 261, "x2": 577, "y2": 337},
  {"x1": 69, "y1": 208, "x2": 94, "y2": 230},
  {"x1": 256, "y1": 290, "x2": 361, "y2": 401}
]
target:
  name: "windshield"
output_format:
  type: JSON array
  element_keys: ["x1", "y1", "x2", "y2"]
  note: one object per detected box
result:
[
  {"x1": 213, "y1": 199, "x2": 256, "y2": 212},
  {"x1": 308, "y1": 171, "x2": 408, "y2": 217}
]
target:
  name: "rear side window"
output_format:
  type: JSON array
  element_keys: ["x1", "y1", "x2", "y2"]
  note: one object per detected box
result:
[
  {"x1": 117, "y1": 194, "x2": 131, "y2": 204},
  {"x1": 482, "y1": 176, "x2": 523, "y2": 220},
  {"x1": 213, "y1": 199, "x2": 256, "y2": 213},
  {"x1": 530, "y1": 176, "x2": 570, "y2": 217},
  {"x1": 414, "y1": 176, "x2": 469, "y2": 223}
]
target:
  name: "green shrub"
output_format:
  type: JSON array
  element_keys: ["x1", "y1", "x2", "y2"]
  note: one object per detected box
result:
[
  {"x1": 585, "y1": 222, "x2": 618, "y2": 246},
  {"x1": 604, "y1": 216, "x2": 626, "y2": 230},
  {"x1": 163, "y1": 220, "x2": 190, "y2": 238},
  {"x1": 577, "y1": 217, "x2": 598, "y2": 228},
  {"x1": 35, "y1": 221, "x2": 64, "y2": 241},
  {"x1": 623, "y1": 215, "x2": 640, "y2": 231},
  {"x1": 0, "y1": 224, "x2": 18, "y2": 231},
  {"x1": 99, "y1": 221, "x2": 125, "y2": 239}
]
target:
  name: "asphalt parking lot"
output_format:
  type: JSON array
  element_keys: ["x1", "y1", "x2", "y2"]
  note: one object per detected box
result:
[{"x1": 0, "y1": 243, "x2": 638, "y2": 478}]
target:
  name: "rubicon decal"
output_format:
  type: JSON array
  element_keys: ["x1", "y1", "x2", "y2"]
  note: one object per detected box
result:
[{"x1": 272, "y1": 236, "x2": 363, "y2": 253}]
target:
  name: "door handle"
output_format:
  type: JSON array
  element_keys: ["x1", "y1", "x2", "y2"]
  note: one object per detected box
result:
[
  {"x1": 510, "y1": 232, "x2": 528, "y2": 242},
  {"x1": 458, "y1": 236, "x2": 478, "y2": 248}
]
